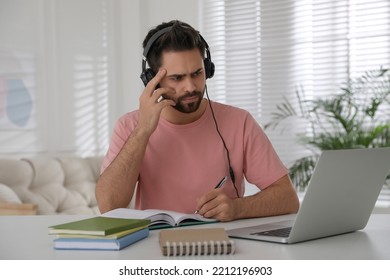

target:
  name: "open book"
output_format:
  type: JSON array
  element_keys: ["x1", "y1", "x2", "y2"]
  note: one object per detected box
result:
[{"x1": 102, "y1": 208, "x2": 218, "y2": 229}]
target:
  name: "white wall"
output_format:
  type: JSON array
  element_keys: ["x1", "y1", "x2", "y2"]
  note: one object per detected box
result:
[{"x1": 0, "y1": 0, "x2": 200, "y2": 157}]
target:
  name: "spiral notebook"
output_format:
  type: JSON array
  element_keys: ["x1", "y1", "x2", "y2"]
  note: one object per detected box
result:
[{"x1": 159, "y1": 228, "x2": 235, "y2": 256}]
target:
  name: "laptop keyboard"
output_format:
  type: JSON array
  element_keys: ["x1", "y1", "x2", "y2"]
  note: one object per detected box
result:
[{"x1": 251, "y1": 227, "x2": 292, "y2": 238}]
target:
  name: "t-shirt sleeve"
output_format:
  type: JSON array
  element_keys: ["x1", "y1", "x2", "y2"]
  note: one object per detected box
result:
[
  {"x1": 242, "y1": 113, "x2": 289, "y2": 190},
  {"x1": 100, "y1": 113, "x2": 136, "y2": 174}
]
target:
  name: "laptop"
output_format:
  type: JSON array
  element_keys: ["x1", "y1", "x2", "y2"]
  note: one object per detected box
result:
[{"x1": 227, "y1": 147, "x2": 390, "y2": 244}]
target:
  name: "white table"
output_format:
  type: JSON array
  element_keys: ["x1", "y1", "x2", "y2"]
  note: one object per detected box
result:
[{"x1": 1, "y1": 214, "x2": 389, "y2": 259}]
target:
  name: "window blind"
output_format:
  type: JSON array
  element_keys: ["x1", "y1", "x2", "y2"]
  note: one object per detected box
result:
[{"x1": 200, "y1": 0, "x2": 390, "y2": 166}]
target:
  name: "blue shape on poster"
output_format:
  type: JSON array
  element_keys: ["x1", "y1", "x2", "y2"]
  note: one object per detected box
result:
[{"x1": 6, "y1": 79, "x2": 33, "y2": 127}]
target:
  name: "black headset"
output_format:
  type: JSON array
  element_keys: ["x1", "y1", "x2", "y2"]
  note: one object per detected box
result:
[{"x1": 140, "y1": 26, "x2": 215, "y2": 87}]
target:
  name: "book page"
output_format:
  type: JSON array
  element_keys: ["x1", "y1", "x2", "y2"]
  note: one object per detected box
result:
[
  {"x1": 103, "y1": 208, "x2": 152, "y2": 219},
  {"x1": 102, "y1": 208, "x2": 176, "y2": 226},
  {"x1": 173, "y1": 212, "x2": 217, "y2": 225},
  {"x1": 102, "y1": 208, "x2": 217, "y2": 226}
]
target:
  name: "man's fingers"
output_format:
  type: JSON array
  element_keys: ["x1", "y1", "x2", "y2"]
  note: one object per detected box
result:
[
  {"x1": 146, "y1": 68, "x2": 166, "y2": 93},
  {"x1": 159, "y1": 99, "x2": 176, "y2": 108},
  {"x1": 196, "y1": 190, "x2": 219, "y2": 214}
]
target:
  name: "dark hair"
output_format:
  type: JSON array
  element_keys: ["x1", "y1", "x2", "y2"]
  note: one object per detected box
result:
[{"x1": 142, "y1": 20, "x2": 206, "y2": 72}]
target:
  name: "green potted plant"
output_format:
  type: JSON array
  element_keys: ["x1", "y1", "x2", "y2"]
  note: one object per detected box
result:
[{"x1": 265, "y1": 68, "x2": 390, "y2": 191}]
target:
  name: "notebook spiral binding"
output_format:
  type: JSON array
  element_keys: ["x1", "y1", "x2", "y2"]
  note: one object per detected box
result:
[{"x1": 165, "y1": 240, "x2": 235, "y2": 256}]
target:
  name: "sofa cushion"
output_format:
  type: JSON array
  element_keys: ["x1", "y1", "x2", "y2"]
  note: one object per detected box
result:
[
  {"x1": 56, "y1": 157, "x2": 100, "y2": 214},
  {"x1": 0, "y1": 183, "x2": 22, "y2": 203},
  {"x1": 0, "y1": 156, "x2": 103, "y2": 215},
  {"x1": 23, "y1": 157, "x2": 70, "y2": 214},
  {"x1": 26, "y1": 157, "x2": 102, "y2": 215},
  {"x1": 0, "y1": 158, "x2": 34, "y2": 192}
]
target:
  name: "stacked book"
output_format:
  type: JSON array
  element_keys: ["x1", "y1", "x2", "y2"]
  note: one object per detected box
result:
[{"x1": 48, "y1": 217, "x2": 150, "y2": 250}]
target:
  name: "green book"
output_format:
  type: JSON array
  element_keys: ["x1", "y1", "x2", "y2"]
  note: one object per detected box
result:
[
  {"x1": 54, "y1": 225, "x2": 148, "y2": 240},
  {"x1": 49, "y1": 217, "x2": 150, "y2": 236}
]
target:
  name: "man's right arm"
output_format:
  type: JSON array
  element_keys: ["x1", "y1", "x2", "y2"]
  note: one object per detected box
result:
[
  {"x1": 96, "y1": 126, "x2": 150, "y2": 213},
  {"x1": 95, "y1": 69, "x2": 175, "y2": 213}
]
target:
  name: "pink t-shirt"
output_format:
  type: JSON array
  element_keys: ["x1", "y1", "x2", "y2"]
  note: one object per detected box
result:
[{"x1": 101, "y1": 101, "x2": 288, "y2": 213}]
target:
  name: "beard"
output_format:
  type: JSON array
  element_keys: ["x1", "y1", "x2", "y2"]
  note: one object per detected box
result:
[{"x1": 165, "y1": 90, "x2": 204, "y2": 113}]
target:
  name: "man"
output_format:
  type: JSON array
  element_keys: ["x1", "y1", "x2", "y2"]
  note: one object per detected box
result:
[{"x1": 96, "y1": 20, "x2": 299, "y2": 221}]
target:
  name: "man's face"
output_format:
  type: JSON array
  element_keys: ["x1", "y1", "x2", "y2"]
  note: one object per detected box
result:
[{"x1": 159, "y1": 49, "x2": 206, "y2": 113}]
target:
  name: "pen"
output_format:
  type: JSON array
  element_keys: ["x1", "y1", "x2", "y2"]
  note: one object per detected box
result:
[
  {"x1": 194, "y1": 176, "x2": 228, "y2": 214},
  {"x1": 214, "y1": 176, "x2": 228, "y2": 189}
]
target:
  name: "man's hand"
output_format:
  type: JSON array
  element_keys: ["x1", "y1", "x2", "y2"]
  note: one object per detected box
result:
[
  {"x1": 137, "y1": 69, "x2": 176, "y2": 136},
  {"x1": 196, "y1": 189, "x2": 238, "y2": 222},
  {"x1": 195, "y1": 175, "x2": 300, "y2": 222}
]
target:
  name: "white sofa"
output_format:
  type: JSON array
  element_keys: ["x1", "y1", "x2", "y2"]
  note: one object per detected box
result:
[{"x1": 0, "y1": 156, "x2": 103, "y2": 215}]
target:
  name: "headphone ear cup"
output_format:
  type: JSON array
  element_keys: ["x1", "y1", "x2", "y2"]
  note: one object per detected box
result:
[
  {"x1": 204, "y1": 58, "x2": 215, "y2": 79},
  {"x1": 140, "y1": 68, "x2": 156, "y2": 87}
]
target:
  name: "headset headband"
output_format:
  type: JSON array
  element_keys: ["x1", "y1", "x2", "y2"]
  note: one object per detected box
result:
[
  {"x1": 141, "y1": 26, "x2": 212, "y2": 72},
  {"x1": 140, "y1": 24, "x2": 214, "y2": 86},
  {"x1": 142, "y1": 26, "x2": 173, "y2": 72}
]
